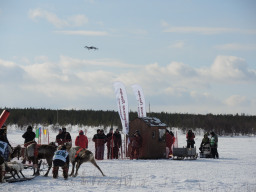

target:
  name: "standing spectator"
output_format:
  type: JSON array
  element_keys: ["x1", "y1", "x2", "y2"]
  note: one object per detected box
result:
[
  {"x1": 62, "y1": 127, "x2": 72, "y2": 144},
  {"x1": 55, "y1": 129, "x2": 63, "y2": 146},
  {"x1": 97, "y1": 129, "x2": 106, "y2": 160},
  {"x1": 169, "y1": 131, "x2": 175, "y2": 145},
  {"x1": 106, "y1": 128, "x2": 114, "y2": 159},
  {"x1": 130, "y1": 130, "x2": 143, "y2": 160},
  {"x1": 22, "y1": 125, "x2": 36, "y2": 147},
  {"x1": 92, "y1": 129, "x2": 100, "y2": 160},
  {"x1": 75, "y1": 130, "x2": 88, "y2": 149},
  {"x1": 22, "y1": 125, "x2": 36, "y2": 164},
  {"x1": 210, "y1": 131, "x2": 219, "y2": 159},
  {"x1": 52, "y1": 145, "x2": 69, "y2": 180},
  {"x1": 113, "y1": 129, "x2": 122, "y2": 159},
  {"x1": 0, "y1": 125, "x2": 12, "y2": 161},
  {"x1": 165, "y1": 130, "x2": 174, "y2": 159},
  {"x1": 186, "y1": 130, "x2": 195, "y2": 148}
]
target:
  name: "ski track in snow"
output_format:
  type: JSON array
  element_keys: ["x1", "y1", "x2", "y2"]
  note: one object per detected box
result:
[{"x1": 1, "y1": 125, "x2": 256, "y2": 192}]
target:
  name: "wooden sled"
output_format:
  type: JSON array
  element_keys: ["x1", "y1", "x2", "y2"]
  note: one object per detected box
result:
[{"x1": 4, "y1": 161, "x2": 36, "y2": 183}]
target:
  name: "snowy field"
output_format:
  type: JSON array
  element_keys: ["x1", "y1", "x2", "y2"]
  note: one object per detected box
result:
[{"x1": 1, "y1": 125, "x2": 256, "y2": 192}]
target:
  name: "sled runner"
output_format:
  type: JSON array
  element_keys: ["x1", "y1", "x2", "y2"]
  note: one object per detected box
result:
[
  {"x1": 172, "y1": 147, "x2": 197, "y2": 160},
  {"x1": 4, "y1": 161, "x2": 36, "y2": 183},
  {"x1": 5, "y1": 175, "x2": 36, "y2": 183}
]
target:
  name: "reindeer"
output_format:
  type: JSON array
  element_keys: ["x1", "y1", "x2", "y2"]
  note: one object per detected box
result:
[
  {"x1": 65, "y1": 143, "x2": 105, "y2": 177},
  {"x1": 9, "y1": 145, "x2": 22, "y2": 161},
  {"x1": 25, "y1": 142, "x2": 57, "y2": 176}
]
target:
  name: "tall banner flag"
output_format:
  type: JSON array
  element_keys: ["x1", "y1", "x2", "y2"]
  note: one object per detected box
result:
[
  {"x1": 113, "y1": 82, "x2": 129, "y2": 135},
  {"x1": 131, "y1": 84, "x2": 147, "y2": 117},
  {"x1": 0, "y1": 110, "x2": 10, "y2": 128}
]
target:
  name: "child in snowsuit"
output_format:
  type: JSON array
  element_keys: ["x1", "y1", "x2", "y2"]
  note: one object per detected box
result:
[{"x1": 52, "y1": 145, "x2": 69, "y2": 179}]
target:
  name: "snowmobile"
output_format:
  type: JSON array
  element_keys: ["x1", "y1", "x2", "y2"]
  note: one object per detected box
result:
[{"x1": 199, "y1": 143, "x2": 212, "y2": 158}]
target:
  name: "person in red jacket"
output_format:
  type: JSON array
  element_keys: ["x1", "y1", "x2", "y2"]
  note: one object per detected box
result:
[
  {"x1": 130, "y1": 130, "x2": 142, "y2": 160},
  {"x1": 75, "y1": 130, "x2": 88, "y2": 149},
  {"x1": 165, "y1": 130, "x2": 172, "y2": 159}
]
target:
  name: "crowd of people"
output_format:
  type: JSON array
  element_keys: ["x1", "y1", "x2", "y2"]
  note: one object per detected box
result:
[
  {"x1": 1, "y1": 124, "x2": 220, "y2": 180},
  {"x1": 186, "y1": 129, "x2": 219, "y2": 159}
]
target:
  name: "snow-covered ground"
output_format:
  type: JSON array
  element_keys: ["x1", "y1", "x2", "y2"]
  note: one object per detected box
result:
[{"x1": 1, "y1": 125, "x2": 256, "y2": 192}]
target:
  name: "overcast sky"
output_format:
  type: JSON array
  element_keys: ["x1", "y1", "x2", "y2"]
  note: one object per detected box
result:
[{"x1": 0, "y1": 0, "x2": 256, "y2": 115}]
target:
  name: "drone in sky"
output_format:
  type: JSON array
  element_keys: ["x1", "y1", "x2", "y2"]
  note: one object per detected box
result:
[{"x1": 84, "y1": 46, "x2": 98, "y2": 50}]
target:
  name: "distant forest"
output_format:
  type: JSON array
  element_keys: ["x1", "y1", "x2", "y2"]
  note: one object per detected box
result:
[{"x1": 1, "y1": 108, "x2": 255, "y2": 135}]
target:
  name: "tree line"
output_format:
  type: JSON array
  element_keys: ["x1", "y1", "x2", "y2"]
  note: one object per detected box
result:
[{"x1": 1, "y1": 108, "x2": 255, "y2": 135}]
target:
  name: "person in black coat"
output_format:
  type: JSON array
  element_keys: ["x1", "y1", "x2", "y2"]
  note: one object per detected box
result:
[
  {"x1": 61, "y1": 127, "x2": 72, "y2": 144},
  {"x1": 21, "y1": 125, "x2": 36, "y2": 164},
  {"x1": 55, "y1": 129, "x2": 63, "y2": 146},
  {"x1": 113, "y1": 129, "x2": 122, "y2": 159},
  {"x1": 22, "y1": 125, "x2": 36, "y2": 146},
  {"x1": 92, "y1": 129, "x2": 100, "y2": 160}
]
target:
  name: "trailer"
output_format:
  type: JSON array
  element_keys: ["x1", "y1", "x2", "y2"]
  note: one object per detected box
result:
[{"x1": 172, "y1": 147, "x2": 198, "y2": 160}]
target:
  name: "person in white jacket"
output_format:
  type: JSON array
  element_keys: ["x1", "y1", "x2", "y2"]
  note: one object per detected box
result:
[{"x1": 52, "y1": 145, "x2": 69, "y2": 179}]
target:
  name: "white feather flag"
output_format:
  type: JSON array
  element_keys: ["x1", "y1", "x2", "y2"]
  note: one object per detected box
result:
[
  {"x1": 131, "y1": 84, "x2": 147, "y2": 117},
  {"x1": 113, "y1": 82, "x2": 129, "y2": 135}
]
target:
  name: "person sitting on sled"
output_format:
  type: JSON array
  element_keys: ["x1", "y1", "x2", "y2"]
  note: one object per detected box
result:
[
  {"x1": 199, "y1": 133, "x2": 210, "y2": 152},
  {"x1": 52, "y1": 145, "x2": 69, "y2": 179}
]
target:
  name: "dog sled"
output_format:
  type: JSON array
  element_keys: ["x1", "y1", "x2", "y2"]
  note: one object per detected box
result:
[{"x1": 172, "y1": 147, "x2": 198, "y2": 160}]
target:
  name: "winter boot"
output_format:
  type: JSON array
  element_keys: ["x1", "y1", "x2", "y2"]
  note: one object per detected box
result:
[
  {"x1": 52, "y1": 166, "x2": 59, "y2": 179},
  {"x1": 63, "y1": 165, "x2": 69, "y2": 180},
  {"x1": 0, "y1": 164, "x2": 5, "y2": 183},
  {"x1": 0, "y1": 165, "x2": 2, "y2": 183}
]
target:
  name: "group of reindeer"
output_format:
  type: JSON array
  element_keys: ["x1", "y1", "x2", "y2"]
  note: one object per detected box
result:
[{"x1": 3, "y1": 142, "x2": 105, "y2": 180}]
